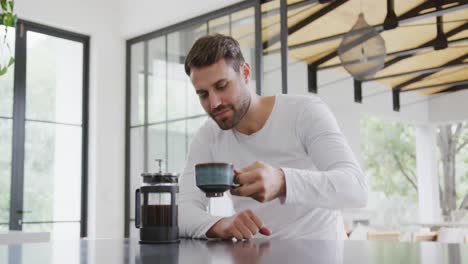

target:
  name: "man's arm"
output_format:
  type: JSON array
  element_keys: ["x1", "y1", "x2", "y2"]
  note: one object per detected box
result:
[
  {"x1": 281, "y1": 97, "x2": 368, "y2": 208},
  {"x1": 180, "y1": 125, "x2": 271, "y2": 240},
  {"x1": 231, "y1": 96, "x2": 368, "y2": 209},
  {"x1": 178, "y1": 132, "x2": 224, "y2": 239}
]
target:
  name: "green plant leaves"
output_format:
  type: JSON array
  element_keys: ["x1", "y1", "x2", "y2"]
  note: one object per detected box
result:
[
  {"x1": 0, "y1": 0, "x2": 16, "y2": 76},
  {"x1": 1, "y1": 0, "x2": 14, "y2": 12},
  {"x1": 8, "y1": 56, "x2": 14, "y2": 66},
  {"x1": 0, "y1": 56, "x2": 13, "y2": 76},
  {"x1": 1, "y1": 0, "x2": 16, "y2": 27},
  {"x1": 3, "y1": 13, "x2": 13, "y2": 26},
  {"x1": 0, "y1": 65, "x2": 8, "y2": 76},
  {"x1": 1, "y1": 0, "x2": 7, "y2": 12},
  {"x1": 360, "y1": 116, "x2": 418, "y2": 201}
]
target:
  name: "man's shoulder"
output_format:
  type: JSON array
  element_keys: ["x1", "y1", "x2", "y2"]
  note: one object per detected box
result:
[{"x1": 277, "y1": 94, "x2": 324, "y2": 110}]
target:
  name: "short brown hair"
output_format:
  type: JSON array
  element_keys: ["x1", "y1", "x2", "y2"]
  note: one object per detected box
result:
[{"x1": 184, "y1": 34, "x2": 245, "y2": 76}]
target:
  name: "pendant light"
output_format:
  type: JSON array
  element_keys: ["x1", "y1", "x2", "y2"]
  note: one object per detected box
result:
[{"x1": 338, "y1": 13, "x2": 387, "y2": 80}]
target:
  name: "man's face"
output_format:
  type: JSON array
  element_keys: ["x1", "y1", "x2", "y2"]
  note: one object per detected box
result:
[{"x1": 190, "y1": 59, "x2": 251, "y2": 130}]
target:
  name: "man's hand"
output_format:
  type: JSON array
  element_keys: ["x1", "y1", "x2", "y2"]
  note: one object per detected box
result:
[
  {"x1": 206, "y1": 209, "x2": 272, "y2": 240},
  {"x1": 230, "y1": 161, "x2": 286, "y2": 202}
]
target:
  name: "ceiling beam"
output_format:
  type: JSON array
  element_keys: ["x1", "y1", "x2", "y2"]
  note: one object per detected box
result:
[
  {"x1": 308, "y1": 64, "x2": 318, "y2": 93},
  {"x1": 263, "y1": 0, "x2": 348, "y2": 51},
  {"x1": 394, "y1": 53, "x2": 468, "y2": 90},
  {"x1": 382, "y1": 22, "x2": 468, "y2": 69},
  {"x1": 354, "y1": 80, "x2": 362, "y2": 103},
  {"x1": 433, "y1": 0, "x2": 448, "y2": 50},
  {"x1": 400, "y1": 79, "x2": 468, "y2": 93},
  {"x1": 431, "y1": 84, "x2": 468, "y2": 94},
  {"x1": 261, "y1": 0, "x2": 320, "y2": 19},
  {"x1": 383, "y1": 0, "x2": 398, "y2": 30},
  {"x1": 363, "y1": 61, "x2": 468, "y2": 82},
  {"x1": 398, "y1": 0, "x2": 461, "y2": 23},
  {"x1": 392, "y1": 53, "x2": 468, "y2": 111}
]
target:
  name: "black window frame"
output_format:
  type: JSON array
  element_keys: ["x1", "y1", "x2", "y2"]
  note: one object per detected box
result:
[{"x1": 6, "y1": 19, "x2": 89, "y2": 238}]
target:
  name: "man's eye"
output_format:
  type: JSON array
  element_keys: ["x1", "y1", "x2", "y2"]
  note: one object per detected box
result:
[
  {"x1": 198, "y1": 92, "x2": 208, "y2": 99},
  {"x1": 217, "y1": 83, "x2": 227, "y2": 90}
]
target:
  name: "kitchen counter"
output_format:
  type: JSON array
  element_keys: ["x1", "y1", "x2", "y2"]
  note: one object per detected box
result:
[
  {"x1": 1, "y1": 237, "x2": 467, "y2": 264},
  {"x1": 0, "y1": 231, "x2": 49, "y2": 244}
]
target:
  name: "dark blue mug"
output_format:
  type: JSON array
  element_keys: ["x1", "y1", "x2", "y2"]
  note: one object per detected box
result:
[{"x1": 195, "y1": 163, "x2": 238, "y2": 197}]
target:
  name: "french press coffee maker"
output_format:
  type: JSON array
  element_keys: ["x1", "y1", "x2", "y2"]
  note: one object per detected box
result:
[{"x1": 135, "y1": 159, "x2": 179, "y2": 244}]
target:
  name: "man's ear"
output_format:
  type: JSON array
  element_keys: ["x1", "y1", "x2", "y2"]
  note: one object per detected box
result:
[{"x1": 241, "y1": 62, "x2": 251, "y2": 83}]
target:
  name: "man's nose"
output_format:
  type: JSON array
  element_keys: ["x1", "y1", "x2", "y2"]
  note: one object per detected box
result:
[{"x1": 209, "y1": 92, "x2": 222, "y2": 110}]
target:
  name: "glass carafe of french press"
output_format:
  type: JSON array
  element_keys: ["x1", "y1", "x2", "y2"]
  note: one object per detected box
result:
[{"x1": 135, "y1": 159, "x2": 179, "y2": 244}]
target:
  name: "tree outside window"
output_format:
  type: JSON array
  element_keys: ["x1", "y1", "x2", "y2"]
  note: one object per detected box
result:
[{"x1": 361, "y1": 116, "x2": 468, "y2": 224}]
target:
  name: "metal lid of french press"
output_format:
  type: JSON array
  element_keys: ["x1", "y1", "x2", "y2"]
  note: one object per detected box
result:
[{"x1": 141, "y1": 159, "x2": 179, "y2": 184}]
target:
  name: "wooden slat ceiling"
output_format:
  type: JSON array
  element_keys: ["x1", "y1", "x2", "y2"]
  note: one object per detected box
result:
[
  {"x1": 260, "y1": 0, "x2": 468, "y2": 95},
  {"x1": 193, "y1": 0, "x2": 467, "y2": 96}
]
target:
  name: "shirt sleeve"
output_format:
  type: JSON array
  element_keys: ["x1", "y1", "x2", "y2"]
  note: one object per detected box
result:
[
  {"x1": 178, "y1": 126, "x2": 224, "y2": 239},
  {"x1": 280, "y1": 97, "x2": 368, "y2": 209}
]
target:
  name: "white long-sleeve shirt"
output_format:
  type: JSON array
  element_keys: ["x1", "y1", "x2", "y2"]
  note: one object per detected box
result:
[{"x1": 178, "y1": 94, "x2": 368, "y2": 240}]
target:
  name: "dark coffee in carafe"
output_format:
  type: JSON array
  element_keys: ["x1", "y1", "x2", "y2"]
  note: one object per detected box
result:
[{"x1": 141, "y1": 205, "x2": 178, "y2": 226}]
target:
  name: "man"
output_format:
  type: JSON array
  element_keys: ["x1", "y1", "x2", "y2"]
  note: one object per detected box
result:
[{"x1": 179, "y1": 34, "x2": 368, "y2": 241}]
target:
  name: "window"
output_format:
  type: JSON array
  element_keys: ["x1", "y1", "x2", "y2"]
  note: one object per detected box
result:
[
  {"x1": 360, "y1": 117, "x2": 468, "y2": 227},
  {"x1": 360, "y1": 115, "x2": 418, "y2": 227},
  {"x1": 125, "y1": 1, "x2": 258, "y2": 237},
  {"x1": 0, "y1": 21, "x2": 89, "y2": 239}
]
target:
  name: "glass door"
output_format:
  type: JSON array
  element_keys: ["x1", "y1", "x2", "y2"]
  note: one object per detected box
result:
[{"x1": 5, "y1": 20, "x2": 89, "y2": 239}]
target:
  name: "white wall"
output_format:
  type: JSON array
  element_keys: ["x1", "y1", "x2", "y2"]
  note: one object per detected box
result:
[
  {"x1": 121, "y1": 0, "x2": 244, "y2": 39},
  {"x1": 429, "y1": 90, "x2": 468, "y2": 124}
]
